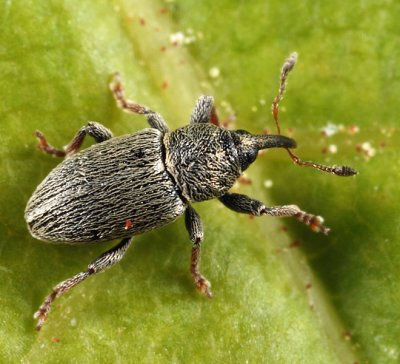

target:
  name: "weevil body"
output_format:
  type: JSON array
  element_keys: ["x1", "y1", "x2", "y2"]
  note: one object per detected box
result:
[
  {"x1": 26, "y1": 123, "x2": 296, "y2": 243},
  {"x1": 26, "y1": 53, "x2": 357, "y2": 331}
]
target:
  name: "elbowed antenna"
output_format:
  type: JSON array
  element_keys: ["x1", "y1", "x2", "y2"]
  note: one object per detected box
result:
[
  {"x1": 269, "y1": 52, "x2": 358, "y2": 177},
  {"x1": 286, "y1": 148, "x2": 357, "y2": 176},
  {"x1": 271, "y1": 52, "x2": 298, "y2": 135}
]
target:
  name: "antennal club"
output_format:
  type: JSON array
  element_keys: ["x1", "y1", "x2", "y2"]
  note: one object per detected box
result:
[{"x1": 271, "y1": 52, "x2": 357, "y2": 177}]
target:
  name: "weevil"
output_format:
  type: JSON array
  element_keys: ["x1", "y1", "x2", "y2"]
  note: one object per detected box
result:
[{"x1": 25, "y1": 53, "x2": 357, "y2": 331}]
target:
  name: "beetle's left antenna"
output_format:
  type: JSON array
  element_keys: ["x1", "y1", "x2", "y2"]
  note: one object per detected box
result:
[
  {"x1": 271, "y1": 52, "x2": 297, "y2": 135},
  {"x1": 271, "y1": 53, "x2": 357, "y2": 177}
]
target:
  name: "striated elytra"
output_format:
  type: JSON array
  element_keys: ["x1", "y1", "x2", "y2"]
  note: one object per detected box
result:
[{"x1": 25, "y1": 54, "x2": 357, "y2": 331}]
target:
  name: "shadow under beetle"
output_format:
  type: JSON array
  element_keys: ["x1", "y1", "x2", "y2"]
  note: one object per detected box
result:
[{"x1": 25, "y1": 53, "x2": 357, "y2": 331}]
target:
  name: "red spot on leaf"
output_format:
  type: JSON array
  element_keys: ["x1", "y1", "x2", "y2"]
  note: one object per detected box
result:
[
  {"x1": 289, "y1": 240, "x2": 302, "y2": 248},
  {"x1": 279, "y1": 226, "x2": 288, "y2": 233}
]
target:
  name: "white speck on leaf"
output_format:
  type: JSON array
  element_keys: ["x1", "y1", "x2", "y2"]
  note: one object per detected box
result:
[{"x1": 209, "y1": 67, "x2": 220, "y2": 79}]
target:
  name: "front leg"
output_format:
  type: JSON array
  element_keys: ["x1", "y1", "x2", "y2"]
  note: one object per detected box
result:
[
  {"x1": 219, "y1": 192, "x2": 330, "y2": 234},
  {"x1": 185, "y1": 205, "x2": 212, "y2": 298},
  {"x1": 189, "y1": 95, "x2": 220, "y2": 126}
]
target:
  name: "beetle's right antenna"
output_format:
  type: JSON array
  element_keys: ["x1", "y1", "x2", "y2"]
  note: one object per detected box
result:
[{"x1": 271, "y1": 53, "x2": 357, "y2": 177}]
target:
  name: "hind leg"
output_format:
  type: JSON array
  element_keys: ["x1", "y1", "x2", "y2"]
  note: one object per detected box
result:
[
  {"x1": 34, "y1": 237, "x2": 132, "y2": 331},
  {"x1": 35, "y1": 121, "x2": 113, "y2": 158}
]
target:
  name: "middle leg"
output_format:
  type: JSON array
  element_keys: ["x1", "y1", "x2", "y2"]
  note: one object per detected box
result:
[
  {"x1": 185, "y1": 204, "x2": 212, "y2": 298},
  {"x1": 110, "y1": 73, "x2": 169, "y2": 133}
]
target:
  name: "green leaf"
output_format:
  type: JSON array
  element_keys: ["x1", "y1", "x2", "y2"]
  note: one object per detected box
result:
[{"x1": 1, "y1": 0, "x2": 398, "y2": 363}]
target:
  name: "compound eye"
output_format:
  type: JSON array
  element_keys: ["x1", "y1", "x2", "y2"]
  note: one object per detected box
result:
[{"x1": 246, "y1": 150, "x2": 257, "y2": 164}]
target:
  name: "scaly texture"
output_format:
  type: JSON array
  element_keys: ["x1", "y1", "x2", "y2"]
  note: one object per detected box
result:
[{"x1": 25, "y1": 129, "x2": 186, "y2": 243}]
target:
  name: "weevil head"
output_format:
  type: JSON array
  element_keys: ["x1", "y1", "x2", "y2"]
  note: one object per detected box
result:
[
  {"x1": 165, "y1": 124, "x2": 297, "y2": 203},
  {"x1": 231, "y1": 129, "x2": 297, "y2": 171}
]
